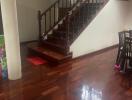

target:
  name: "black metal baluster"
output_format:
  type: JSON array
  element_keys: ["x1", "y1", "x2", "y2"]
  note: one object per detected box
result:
[
  {"x1": 95, "y1": 0, "x2": 97, "y2": 14},
  {"x1": 54, "y1": 4, "x2": 56, "y2": 24},
  {"x1": 73, "y1": 16, "x2": 76, "y2": 36},
  {"x1": 71, "y1": 21, "x2": 74, "y2": 41},
  {"x1": 62, "y1": 0, "x2": 64, "y2": 17},
  {"x1": 70, "y1": 0, "x2": 72, "y2": 8},
  {"x1": 73, "y1": 0, "x2": 75, "y2": 5},
  {"x1": 49, "y1": 8, "x2": 51, "y2": 28},
  {"x1": 45, "y1": 13, "x2": 46, "y2": 33},
  {"x1": 88, "y1": 0, "x2": 90, "y2": 17},
  {"x1": 77, "y1": 10, "x2": 80, "y2": 33},
  {"x1": 67, "y1": 15, "x2": 70, "y2": 48},
  {"x1": 57, "y1": 0, "x2": 60, "y2": 20},
  {"x1": 82, "y1": 3, "x2": 85, "y2": 26},
  {"x1": 78, "y1": 4, "x2": 81, "y2": 26},
  {"x1": 38, "y1": 10, "x2": 42, "y2": 41},
  {"x1": 66, "y1": 0, "x2": 68, "y2": 9},
  {"x1": 92, "y1": 0, "x2": 94, "y2": 15}
]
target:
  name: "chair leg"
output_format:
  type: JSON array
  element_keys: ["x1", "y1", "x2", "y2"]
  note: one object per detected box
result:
[
  {"x1": 123, "y1": 59, "x2": 127, "y2": 72},
  {"x1": 120, "y1": 56, "x2": 126, "y2": 71},
  {"x1": 116, "y1": 48, "x2": 121, "y2": 65},
  {"x1": 129, "y1": 58, "x2": 132, "y2": 67}
]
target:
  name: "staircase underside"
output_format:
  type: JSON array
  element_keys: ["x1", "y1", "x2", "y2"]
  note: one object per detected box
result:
[{"x1": 27, "y1": 42, "x2": 72, "y2": 64}]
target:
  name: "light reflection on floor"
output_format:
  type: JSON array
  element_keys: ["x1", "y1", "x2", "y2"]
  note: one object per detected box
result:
[{"x1": 81, "y1": 85, "x2": 102, "y2": 100}]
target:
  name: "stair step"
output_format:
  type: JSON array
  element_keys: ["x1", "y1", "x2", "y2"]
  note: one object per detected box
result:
[
  {"x1": 46, "y1": 38, "x2": 65, "y2": 46},
  {"x1": 48, "y1": 34, "x2": 67, "y2": 42},
  {"x1": 27, "y1": 42, "x2": 72, "y2": 63},
  {"x1": 43, "y1": 39, "x2": 66, "y2": 49},
  {"x1": 42, "y1": 39, "x2": 69, "y2": 55}
]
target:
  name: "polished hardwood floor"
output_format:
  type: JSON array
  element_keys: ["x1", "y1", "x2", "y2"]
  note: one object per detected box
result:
[{"x1": 0, "y1": 45, "x2": 132, "y2": 100}]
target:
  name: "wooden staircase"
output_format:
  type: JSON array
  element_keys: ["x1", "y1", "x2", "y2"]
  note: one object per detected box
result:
[{"x1": 27, "y1": 0, "x2": 109, "y2": 64}]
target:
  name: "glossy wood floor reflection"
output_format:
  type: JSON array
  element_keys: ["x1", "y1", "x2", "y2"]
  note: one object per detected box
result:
[{"x1": 0, "y1": 45, "x2": 132, "y2": 100}]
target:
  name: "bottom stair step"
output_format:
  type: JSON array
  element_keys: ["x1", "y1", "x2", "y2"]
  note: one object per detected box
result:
[{"x1": 27, "y1": 42, "x2": 72, "y2": 64}]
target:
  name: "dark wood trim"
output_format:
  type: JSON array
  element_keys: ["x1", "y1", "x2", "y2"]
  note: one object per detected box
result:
[
  {"x1": 20, "y1": 40, "x2": 38, "y2": 45},
  {"x1": 73, "y1": 44, "x2": 118, "y2": 60}
]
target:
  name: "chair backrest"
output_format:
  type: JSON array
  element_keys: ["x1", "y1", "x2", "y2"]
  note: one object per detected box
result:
[
  {"x1": 118, "y1": 31, "x2": 126, "y2": 47},
  {"x1": 124, "y1": 37, "x2": 132, "y2": 59},
  {"x1": 129, "y1": 30, "x2": 132, "y2": 37},
  {"x1": 118, "y1": 30, "x2": 132, "y2": 47}
]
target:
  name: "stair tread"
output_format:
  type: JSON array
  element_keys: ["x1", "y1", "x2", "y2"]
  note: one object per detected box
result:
[
  {"x1": 43, "y1": 39, "x2": 67, "y2": 49},
  {"x1": 27, "y1": 42, "x2": 70, "y2": 61}
]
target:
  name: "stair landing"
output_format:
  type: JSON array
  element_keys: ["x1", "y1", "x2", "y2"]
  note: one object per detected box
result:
[{"x1": 27, "y1": 42, "x2": 72, "y2": 64}]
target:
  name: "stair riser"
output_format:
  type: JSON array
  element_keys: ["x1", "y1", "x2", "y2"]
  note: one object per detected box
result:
[
  {"x1": 28, "y1": 48, "x2": 59, "y2": 63},
  {"x1": 42, "y1": 41, "x2": 69, "y2": 55},
  {"x1": 48, "y1": 35, "x2": 67, "y2": 43},
  {"x1": 28, "y1": 47, "x2": 72, "y2": 64},
  {"x1": 27, "y1": 41, "x2": 73, "y2": 64}
]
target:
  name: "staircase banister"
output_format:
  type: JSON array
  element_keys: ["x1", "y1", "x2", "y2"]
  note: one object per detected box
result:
[
  {"x1": 34, "y1": 0, "x2": 111, "y2": 59},
  {"x1": 39, "y1": 0, "x2": 82, "y2": 39},
  {"x1": 38, "y1": 0, "x2": 110, "y2": 43}
]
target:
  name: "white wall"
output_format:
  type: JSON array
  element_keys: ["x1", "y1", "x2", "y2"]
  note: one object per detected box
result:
[
  {"x1": 16, "y1": 0, "x2": 51, "y2": 42},
  {"x1": 70, "y1": 0, "x2": 129, "y2": 58},
  {"x1": 125, "y1": 0, "x2": 132, "y2": 29}
]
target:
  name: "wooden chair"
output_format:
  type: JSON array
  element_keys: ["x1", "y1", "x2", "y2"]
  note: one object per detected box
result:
[
  {"x1": 115, "y1": 31, "x2": 128, "y2": 66},
  {"x1": 119, "y1": 37, "x2": 132, "y2": 72}
]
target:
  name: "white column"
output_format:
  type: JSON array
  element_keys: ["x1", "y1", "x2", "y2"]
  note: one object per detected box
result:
[{"x1": 0, "y1": 0, "x2": 22, "y2": 80}]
